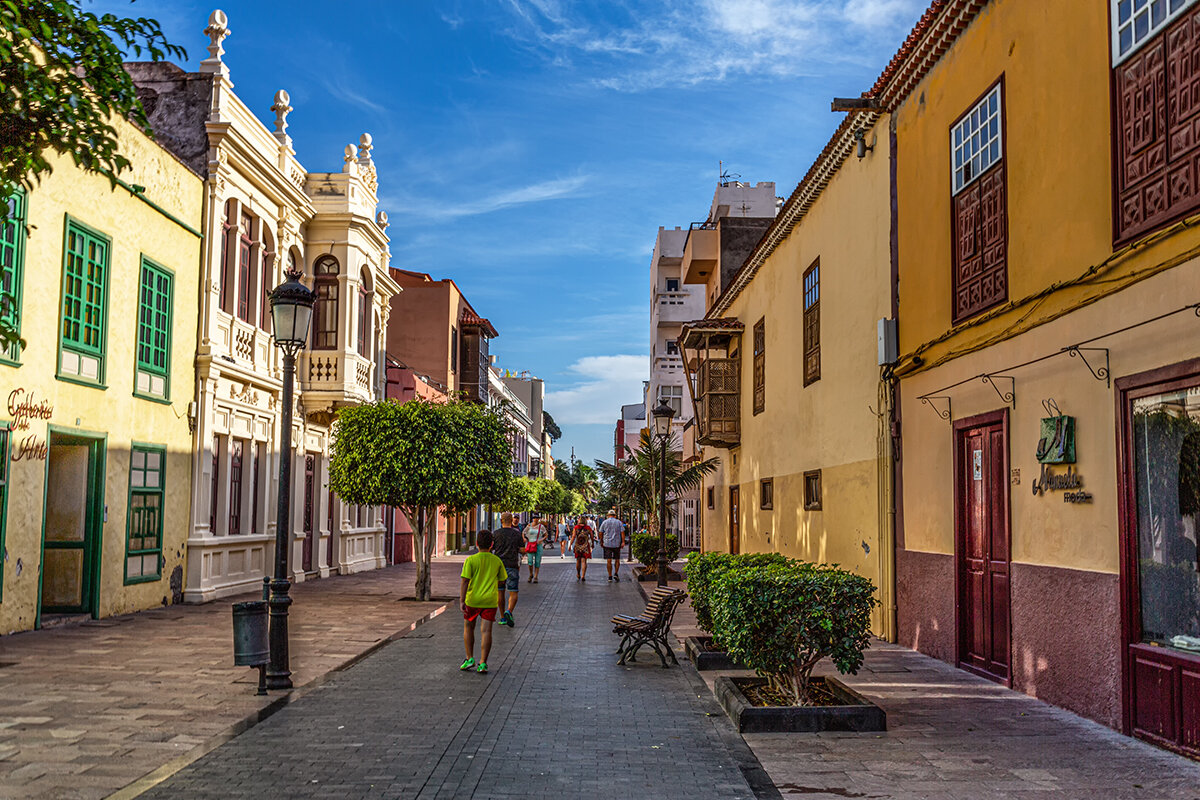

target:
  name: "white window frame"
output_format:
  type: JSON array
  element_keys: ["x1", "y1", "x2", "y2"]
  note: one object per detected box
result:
[
  {"x1": 951, "y1": 83, "x2": 1003, "y2": 195},
  {"x1": 1112, "y1": 0, "x2": 1197, "y2": 65},
  {"x1": 658, "y1": 384, "x2": 683, "y2": 416}
]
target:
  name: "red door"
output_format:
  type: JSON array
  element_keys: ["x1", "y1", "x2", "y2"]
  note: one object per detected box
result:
[
  {"x1": 729, "y1": 487, "x2": 740, "y2": 554},
  {"x1": 956, "y1": 415, "x2": 1011, "y2": 683},
  {"x1": 301, "y1": 454, "x2": 315, "y2": 573}
]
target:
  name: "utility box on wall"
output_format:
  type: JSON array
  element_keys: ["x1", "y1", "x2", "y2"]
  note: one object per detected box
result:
[{"x1": 877, "y1": 318, "x2": 898, "y2": 366}]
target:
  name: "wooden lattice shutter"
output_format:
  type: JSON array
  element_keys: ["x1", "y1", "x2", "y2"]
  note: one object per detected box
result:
[
  {"x1": 952, "y1": 165, "x2": 1007, "y2": 323},
  {"x1": 803, "y1": 260, "x2": 820, "y2": 385},
  {"x1": 752, "y1": 318, "x2": 765, "y2": 415}
]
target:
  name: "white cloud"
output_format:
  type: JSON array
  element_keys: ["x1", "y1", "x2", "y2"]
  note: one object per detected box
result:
[
  {"x1": 494, "y1": 0, "x2": 925, "y2": 91},
  {"x1": 544, "y1": 354, "x2": 649, "y2": 424},
  {"x1": 383, "y1": 174, "x2": 590, "y2": 220}
]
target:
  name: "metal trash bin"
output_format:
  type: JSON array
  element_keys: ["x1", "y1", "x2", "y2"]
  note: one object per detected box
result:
[{"x1": 232, "y1": 600, "x2": 269, "y2": 666}]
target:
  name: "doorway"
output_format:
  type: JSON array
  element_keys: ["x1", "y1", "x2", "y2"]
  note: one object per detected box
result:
[
  {"x1": 729, "y1": 486, "x2": 740, "y2": 554},
  {"x1": 954, "y1": 411, "x2": 1011, "y2": 683},
  {"x1": 40, "y1": 431, "x2": 105, "y2": 621},
  {"x1": 302, "y1": 453, "x2": 315, "y2": 574}
]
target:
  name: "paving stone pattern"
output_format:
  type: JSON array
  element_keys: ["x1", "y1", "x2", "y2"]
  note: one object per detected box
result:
[
  {"x1": 0, "y1": 563, "x2": 454, "y2": 800},
  {"x1": 138, "y1": 561, "x2": 762, "y2": 800}
]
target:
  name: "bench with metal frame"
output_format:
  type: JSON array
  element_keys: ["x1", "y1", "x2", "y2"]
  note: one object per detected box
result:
[{"x1": 610, "y1": 586, "x2": 687, "y2": 668}]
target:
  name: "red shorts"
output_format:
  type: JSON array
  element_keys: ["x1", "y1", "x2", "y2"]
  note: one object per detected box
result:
[
  {"x1": 463, "y1": 606, "x2": 497, "y2": 622},
  {"x1": 574, "y1": 551, "x2": 590, "y2": 560}
]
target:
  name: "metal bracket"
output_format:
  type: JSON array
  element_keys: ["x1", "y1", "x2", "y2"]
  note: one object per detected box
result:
[
  {"x1": 981, "y1": 374, "x2": 1016, "y2": 408},
  {"x1": 919, "y1": 395, "x2": 952, "y2": 422},
  {"x1": 1062, "y1": 346, "x2": 1110, "y2": 387}
]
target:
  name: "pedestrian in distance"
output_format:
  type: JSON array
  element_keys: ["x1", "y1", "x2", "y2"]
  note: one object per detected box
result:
[
  {"x1": 557, "y1": 518, "x2": 570, "y2": 558},
  {"x1": 599, "y1": 509, "x2": 626, "y2": 582},
  {"x1": 523, "y1": 515, "x2": 546, "y2": 583},
  {"x1": 459, "y1": 529, "x2": 507, "y2": 674},
  {"x1": 570, "y1": 518, "x2": 594, "y2": 581},
  {"x1": 492, "y1": 512, "x2": 523, "y2": 627}
]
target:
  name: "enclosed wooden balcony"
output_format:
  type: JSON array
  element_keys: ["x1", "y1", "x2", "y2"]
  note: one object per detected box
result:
[{"x1": 681, "y1": 319, "x2": 743, "y2": 448}]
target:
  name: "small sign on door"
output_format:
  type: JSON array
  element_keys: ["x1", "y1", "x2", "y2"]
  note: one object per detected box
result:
[{"x1": 973, "y1": 449, "x2": 983, "y2": 481}]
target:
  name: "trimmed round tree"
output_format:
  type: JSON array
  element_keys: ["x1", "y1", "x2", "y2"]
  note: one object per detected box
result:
[
  {"x1": 495, "y1": 476, "x2": 535, "y2": 515},
  {"x1": 329, "y1": 398, "x2": 511, "y2": 600},
  {"x1": 710, "y1": 563, "x2": 878, "y2": 705}
]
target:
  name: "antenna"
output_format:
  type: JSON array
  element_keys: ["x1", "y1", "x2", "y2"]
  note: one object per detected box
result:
[{"x1": 719, "y1": 161, "x2": 741, "y2": 187}]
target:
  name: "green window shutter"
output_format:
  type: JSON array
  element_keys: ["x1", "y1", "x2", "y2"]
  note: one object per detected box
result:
[
  {"x1": 125, "y1": 445, "x2": 165, "y2": 583},
  {"x1": 0, "y1": 191, "x2": 26, "y2": 364},
  {"x1": 59, "y1": 219, "x2": 110, "y2": 385},
  {"x1": 135, "y1": 260, "x2": 172, "y2": 399}
]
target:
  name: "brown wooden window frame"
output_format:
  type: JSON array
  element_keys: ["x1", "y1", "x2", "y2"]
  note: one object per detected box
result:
[
  {"x1": 1111, "y1": 1, "x2": 1200, "y2": 245},
  {"x1": 236, "y1": 212, "x2": 255, "y2": 324},
  {"x1": 312, "y1": 256, "x2": 339, "y2": 350},
  {"x1": 803, "y1": 260, "x2": 820, "y2": 385},
  {"x1": 760, "y1": 477, "x2": 773, "y2": 510},
  {"x1": 707, "y1": 486, "x2": 714, "y2": 509},
  {"x1": 752, "y1": 317, "x2": 765, "y2": 414},
  {"x1": 803, "y1": 469, "x2": 822, "y2": 510},
  {"x1": 450, "y1": 326, "x2": 458, "y2": 374},
  {"x1": 950, "y1": 77, "x2": 1008, "y2": 325},
  {"x1": 357, "y1": 270, "x2": 371, "y2": 358},
  {"x1": 228, "y1": 438, "x2": 243, "y2": 535}
]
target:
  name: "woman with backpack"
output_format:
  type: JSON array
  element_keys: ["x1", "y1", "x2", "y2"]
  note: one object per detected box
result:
[{"x1": 569, "y1": 518, "x2": 594, "y2": 581}]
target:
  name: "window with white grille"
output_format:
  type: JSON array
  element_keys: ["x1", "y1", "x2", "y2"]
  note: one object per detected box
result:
[
  {"x1": 1112, "y1": 0, "x2": 1198, "y2": 63},
  {"x1": 952, "y1": 84, "x2": 1003, "y2": 195},
  {"x1": 659, "y1": 385, "x2": 683, "y2": 416}
]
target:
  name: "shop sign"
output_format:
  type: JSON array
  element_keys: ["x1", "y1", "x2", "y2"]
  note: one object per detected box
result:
[
  {"x1": 7, "y1": 388, "x2": 53, "y2": 461},
  {"x1": 1032, "y1": 408, "x2": 1091, "y2": 502},
  {"x1": 1031, "y1": 460, "x2": 1092, "y2": 503}
]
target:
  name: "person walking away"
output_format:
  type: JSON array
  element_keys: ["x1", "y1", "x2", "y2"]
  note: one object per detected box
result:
[
  {"x1": 459, "y1": 530, "x2": 507, "y2": 674},
  {"x1": 570, "y1": 519, "x2": 594, "y2": 581},
  {"x1": 558, "y1": 518, "x2": 570, "y2": 558},
  {"x1": 523, "y1": 515, "x2": 546, "y2": 583},
  {"x1": 599, "y1": 509, "x2": 626, "y2": 582},
  {"x1": 492, "y1": 513, "x2": 523, "y2": 627}
]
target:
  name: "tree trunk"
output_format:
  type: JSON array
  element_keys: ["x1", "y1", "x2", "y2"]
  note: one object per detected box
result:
[
  {"x1": 411, "y1": 506, "x2": 434, "y2": 602},
  {"x1": 421, "y1": 507, "x2": 435, "y2": 600}
]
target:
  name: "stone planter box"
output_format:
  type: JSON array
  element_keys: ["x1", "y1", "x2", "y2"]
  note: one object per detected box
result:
[
  {"x1": 683, "y1": 636, "x2": 747, "y2": 671},
  {"x1": 715, "y1": 675, "x2": 886, "y2": 733},
  {"x1": 634, "y1": 566, "x2": 683, "y2": 582}
]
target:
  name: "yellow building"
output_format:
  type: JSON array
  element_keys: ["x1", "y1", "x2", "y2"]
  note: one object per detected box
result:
[
  {"x1": 682, "y1": 113, "x2": 896, "y2": 638},
  {"x1": 0, "y1": 119, "x2": 203, "y2": 633},
  {"x1": 890, "y1": 0, "x2": 1200, "y2": 756}
]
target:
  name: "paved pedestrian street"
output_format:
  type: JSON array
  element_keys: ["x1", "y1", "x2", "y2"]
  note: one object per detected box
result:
[{"x1": 135, "y1": 560, "x2": 768, "y2": 800}]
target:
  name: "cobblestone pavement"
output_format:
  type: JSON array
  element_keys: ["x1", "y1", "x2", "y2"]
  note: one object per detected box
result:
[
  {"x1": 135, "y1": 560, "x2": 768, "y2": 800},
  {"x1": 668, "y1": 580, "x2": 1200, "y2": 800},
  {"x1": 0, "y1": 562, "x2": 461, "y2": 800}
]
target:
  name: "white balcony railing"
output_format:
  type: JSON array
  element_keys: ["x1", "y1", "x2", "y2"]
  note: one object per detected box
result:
[{"x1": 301, "y1": 350, "x2": 375, "y2": 404}]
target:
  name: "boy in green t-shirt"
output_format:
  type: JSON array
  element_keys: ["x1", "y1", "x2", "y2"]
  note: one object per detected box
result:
[{"x1": 459, "y1": 529, "x2": 508, "y2": 674}]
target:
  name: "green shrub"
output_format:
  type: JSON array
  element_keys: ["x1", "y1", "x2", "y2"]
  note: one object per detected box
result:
[
  {"x1": 684, "y1": 551, "x2": 791, "y2": 637},
  {"x1": 632, "y1": 531, "x2": 680, "y2": 568},
  {"x1": 710, "y1": 562, "x2": 877, "y2": 706}
]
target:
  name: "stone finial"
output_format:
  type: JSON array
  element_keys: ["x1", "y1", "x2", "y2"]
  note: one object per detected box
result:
[
  {"x1": 357, "y1": 133, "x2": 374, "y2": 166},
  {"x1": 376, "y1": 210, "x2": 389, "y2": 230},
  {"x1": 344, "y1": 144, "x2": 357, "y2": 164},
  {"x1": 200, "y1": 10, "x2": 230, "y2": 74},
  {"x1": 270, "y1": 90, "x2": 292, "y2": 140}
]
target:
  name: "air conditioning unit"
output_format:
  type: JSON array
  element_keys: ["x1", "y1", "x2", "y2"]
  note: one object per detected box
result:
[{"x1": 877, "y1": 318, "x2": 898, "y2": 366}]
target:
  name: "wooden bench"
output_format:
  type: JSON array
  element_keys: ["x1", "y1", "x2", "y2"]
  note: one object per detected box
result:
[{"x1": 611, "y1": 586, "x2": 687, "y2": 668}]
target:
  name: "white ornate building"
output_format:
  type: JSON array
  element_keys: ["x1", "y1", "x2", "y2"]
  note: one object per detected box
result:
[{"x1": 130, "y1": 10, "x2": 400, "y2": 601}]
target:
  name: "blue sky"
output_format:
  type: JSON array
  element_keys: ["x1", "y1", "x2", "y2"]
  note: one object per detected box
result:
[{"x1": 100, "y1": 0, "x2": 925, "y2": 466}]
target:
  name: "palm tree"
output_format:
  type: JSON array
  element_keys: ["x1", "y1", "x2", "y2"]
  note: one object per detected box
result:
[{"x1": 595, "y1": 429, "x2": 719, "y2": 536}]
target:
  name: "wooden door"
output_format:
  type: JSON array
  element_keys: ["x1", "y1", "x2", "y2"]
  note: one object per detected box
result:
[
  {"x1": 729, "y1": 486, "x2": 740, "y2": 554},
  {"x1": 956, "y1": 415, "x2": 1011, "y2": 682},
  {"x1": 301, "y1": 454, "x2": 315, "y2": 573},
  {"x1": 40, "y1": 433, "x2": 104, "y2": 619}
]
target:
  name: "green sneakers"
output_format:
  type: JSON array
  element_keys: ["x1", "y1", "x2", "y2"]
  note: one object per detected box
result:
[
  {"x1": 477, "y1": 662, "x2": 488, "y2": 674},
  {"x1": 459, "y1": 657, "x2": 475, "y2": 670}
]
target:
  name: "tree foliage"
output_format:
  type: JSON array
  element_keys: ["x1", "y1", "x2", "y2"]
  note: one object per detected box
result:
[
  {"x1": 532, "y1": 477, "x2": 566, "y2": 516},
  {"x1": 1, "y1": 1, "x2": 185, "y2": 348},
  {"x1": 555, "y1": 457, "x2": 599, "y2": 502},
  {"x1": 329, "y1": 398, "x2": 511, "y2": 599},
  {"x1": 542, "y1": 410, "x2": 562, "y2": 441},
  {"x1": 596, "y1": 429, "x2": 719, "y2": 535},
  {"x1": 495, "y1": 475, "x2": 536, "y2": 513},
  {"x1": 684, "y1": 551, "x2": 791, "y2": 638},
  {"x1": 1, "y1": 1, "x2": 185, "y2": 209},
  {"x1": 710, "y1": 562, "x2": 877, "y2": 706}
]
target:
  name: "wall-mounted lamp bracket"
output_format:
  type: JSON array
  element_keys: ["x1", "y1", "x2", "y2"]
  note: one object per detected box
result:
[{"x1": 1062, "y1": 346, "x2": 1110, "y2": 387}]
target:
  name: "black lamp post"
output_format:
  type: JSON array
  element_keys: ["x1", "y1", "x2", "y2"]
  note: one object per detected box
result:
[
  {"x1": 265, "y1": 272, "x2": 315, "y2": 690},
  {"x1": 650, "y1": 401, "x2": 676, "y2": 587}
]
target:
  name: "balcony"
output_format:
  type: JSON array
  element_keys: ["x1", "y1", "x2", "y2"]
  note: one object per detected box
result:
[
  {"x1": 695, "y1": 358, "x2": 740, "y2": 446},
  {"x1": 682, "y1": 223, "x2": 718, "y2": 284},
  {"x1": 300, "y1": 350, "x2": 375, "y2": 407},
  {"x1": 653, "y1": 353, "x2": 683, "y2": 376},
  {"x1": 211, "y1": 313, "x2": 276, "y2": 374},
  {"x1": 653, "y1": 290, "x2": 702, "y2": 324}
]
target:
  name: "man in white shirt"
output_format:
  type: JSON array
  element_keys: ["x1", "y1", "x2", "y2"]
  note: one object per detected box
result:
[{"x1": 598, "y1": 509, "x2": 627, "y2": 582}]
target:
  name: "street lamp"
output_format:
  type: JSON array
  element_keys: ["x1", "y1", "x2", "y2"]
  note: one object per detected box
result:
[
  {"x1": 265, "y1": 272, "x2": 315, "y2": 690},
  {"x1": 650, "y1": 401, "x2": 676, "y2": 587}
]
